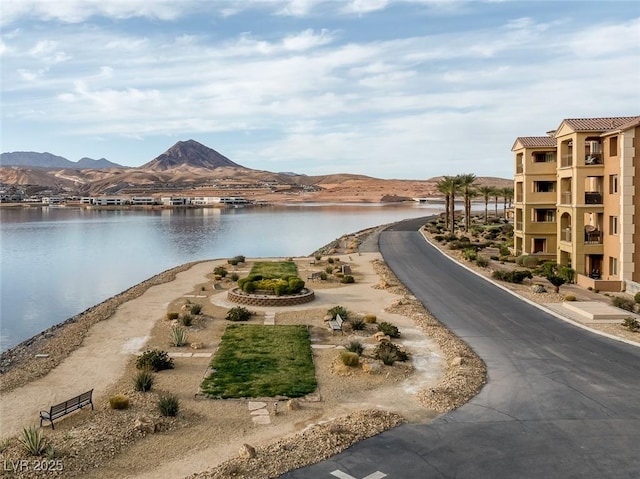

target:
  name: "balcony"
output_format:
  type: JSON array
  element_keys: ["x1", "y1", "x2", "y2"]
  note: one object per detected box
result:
[
  {"x1": 561, "y1": 229, "x2": 572, "y2": 242},
  {"x1": 515, "y1": 221, "x2": 523, "y2": 231},
  {"x1": 585, "y1": 192, "x2": 603, "y2": 204},
  {"x1": 584, "y1": 154, "x2": 603, "y2": 165},
  {"x1": 560, "y1": 192, "x2": 572, "y2": 204},
  {"x1": 561, "y1": 155, "x2": 573, "y2": 168},
  {"x1": 516, "y1": 164, "x2": 523, "y2": 174},
  {"x1": 516, "y1": 194, "x2": 523, "y2": 203},
  {"x1": 584, "y1": 230, "x2": 603, "y2": 244}
]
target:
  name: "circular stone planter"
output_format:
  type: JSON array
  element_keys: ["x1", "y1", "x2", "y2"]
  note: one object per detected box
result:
[{"x1": 227, "y1": 288, "x2": 315, "y2": 307}]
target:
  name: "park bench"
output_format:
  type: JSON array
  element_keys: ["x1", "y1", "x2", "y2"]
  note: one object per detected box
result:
[
  {"x1": 40, "y1": 389, "x2": 94, "y2": 429},
  {"x1": 328, "y1": 313, "x2": 344, "y2": 335},
  {"x1": 307, "y1": 272, "x2": 322, "y2": 281}
]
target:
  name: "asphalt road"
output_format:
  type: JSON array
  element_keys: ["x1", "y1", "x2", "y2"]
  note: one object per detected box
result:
[{"x1": 282, "y1": 217, "x2": 640, "y2": 479}]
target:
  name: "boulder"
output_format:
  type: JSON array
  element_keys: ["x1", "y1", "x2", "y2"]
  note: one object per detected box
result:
[
  {"x1": 190, "y1": 342, "x2": 205, "y2": 350},
  {"x1": 134, "y1": 416, "x2": 155, "y2": 434},
  {"x1": 362, "y1": 361, "x2": 383, "y2": 374},
  {"x1": 450, "y1": 356, "x2": 465, "y2": 367},
  {"x1": 287, "y1": 399, "x2": 301, "y2": 411},
  {"x1": 239, "y1": 443, "x2": 256, "y2": 459},
  {"x1": 373, "y1": 332, "x2": 391, "y2": 343}
]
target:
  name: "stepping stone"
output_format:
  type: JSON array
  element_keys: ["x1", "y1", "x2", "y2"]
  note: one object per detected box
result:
[
  {"x1": 264, "y1": 311, "x2": 276, "y2": 325},
  {"x1": 311, "y1": 344, "x2": 339, "y2": 349},
  {"x1": 192, "y1": 352, "x2": 212, "y2": 358},
  {"x1": 250, "y1": 409, "x2": 269, "y2": 416},
  {"x1": 168, "y1": 352, "x2": 193, "y2": 358},
  {"x1": 252, "y1": 415, "x2": 271, "y2": 425},
  {"x1": 248, "y1": 401, "x2": 267, "y2": 411}
]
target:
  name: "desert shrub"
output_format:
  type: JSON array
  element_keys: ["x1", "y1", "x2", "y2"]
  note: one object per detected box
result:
[
  {"x1": 340, "y1": 351, "x2": 360, "y2": 367},
  {"x1": 314, "y1": 254, "x2": 322, "y2": 261},
  {"x1": 499, "y1": 245, "x2": 511, "y2": 256},
  {"x1": 325, "y1": 266, "x2": 334, "y2": 274},
  {"x1": 234, "y1": 255, "x2": 245, "y2": 263},
  {"x1": 181, "y1": 313, "x2": 193, "y2": 327},
  {"x1": 242, "y1": 281, "x2": 257, "y2": 293},
  {"x1": 622, "y1": 317, "x2": 640, "y2": 332},
  {"x1": 345, "y1": 340, "x2": 364, "y2": 355},
  {"x1": 227, "y1": 258, "x2": 239, "y2": 266},
  {"x1": 158, "y1": 394, "x2": 180, "y2": 417},
  {"x1": 134, "y1": 369, "x2": 154, "y2": 392},
  {"x1": 594, "y1": 289, "x2": 600, "y2": 293},
  {"x1": 328, "y1": 305, "x2": 349, "y2": 320},
  {"x1": 349, "y1": 317, "x2": 366, "y2": 331},
  {"x1": 558, "y1": 266, "x2": 575, "y2": 283},
  {"x1": 462, "y1": 248, "x2": 477, "y2": 261},
  {"x1": 532, "y1": 284, "x2": 547, "y2": 293},
  {"x1": 522, "y1": 255, "x2": 542, "y2": 269},
  {"x1": 612, "y1": 296, "x2": 636, "y2": 312},
  {"x1": 490, "y1": 255, "x2": 500, "y2": 261},
  {"x1": 226, "y1": 306, "x2": 252, "y2": 322},
  {"x1": 169, "y1": 326, "x2": 189, "y2": 347},
  {"x1": 341, "y1": 275, "x2": 355, "y2": 284},
  {"x1": 288, "y1": 277, "x2": 306, "y2": 293},
  {"x1": 213, "y1": 266, "x2": 228, "y2": 277},
  {"x1": 492, "y1": 270, "x2": 532, "y2": 284},
  {"x1": 190, "y1": 304, "x2": 202, "y2": 315},
  {"x1": 564, "y1": 294, "x2": 576, "y2": 301},
  {"x1": 377, "y1": 321, "x2": 400, "y2": 338},
  {"x1": 433, "y1": 235, "x2": 445, "y2": 242},
  {"x1": 476, "y1": 256, "x2": 489, "y2": 268},
  {"x1": 19, "y1": 426, "x2": 46, "y2": 456},
  {"x1": 374, "y1": 342, "x2": 409, "y2": 366},
  {"x1": 166, "y1": 312, "x2": 179, "y2": 320},
  {"x1": 320, "y1": 272, "x2": 327, "y2": 281},
  {"x1": 136, "y1": 349, "x2": 174, "y2": 371},
  {"x1": 328, "y1": 257, "x2": 335, "y2": 264},
  {"x1": 635, "y1": 292, "x2": 640, "y2": 303},
  {"x1": 363, "y1": 314, "x2": 377, "y2": 324},
  {"x1": 109, "y1": 394, "x2": 129, "y2": 410},
  {"x1": 230, "y1": 273, "x2": 239, "y2": 281},
  {"x1": 515, "y1": 254, "x2": 526, "y2": 266}
]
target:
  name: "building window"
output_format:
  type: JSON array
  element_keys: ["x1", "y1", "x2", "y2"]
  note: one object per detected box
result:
[
  {"x1": 534, "y1": 181, "x2": 556, "y2": 193},
  {"x1": 609, "y1": 257, "x2": 618, "y2": 276},
  {"x1": 609, "y1": 216, "x2": 618, "y2": 235},
  {"x1": 609, "y1": 174, "x2": 618, "y2": 194},
  {"x1": 534, "y1": 209, "x2": 555, "y2": 222},
  {"x1": 533, "y1": 238, "x2": 546, "y2": 253},
  {"x1": 609, "y1": 136, "x2": 618, "y2": 157},
  {"x1": 533, "y1": 152, "x2": 556, "y2": 163}
]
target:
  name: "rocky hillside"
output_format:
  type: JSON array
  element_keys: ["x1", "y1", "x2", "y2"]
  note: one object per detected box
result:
[{"x1": 140, "y1": 140, "x2": 243, "y2": 171}]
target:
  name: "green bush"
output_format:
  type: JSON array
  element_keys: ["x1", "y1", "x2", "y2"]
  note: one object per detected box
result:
[
  {"x1": 374, "y1": 342, "x2": 409, "y2": 366},
  {"x1": 166, "y1": 312, "x2": 179, "y2": 320},
  {"x1": 339, "y1": 351, "x2": 360, "y2": 367},
  {"x1": 499, "y1": 245, "x2": 510, "y2": 256},
  {"x1": 341, "y1": 275, "x2": 355, "y2": 284},
  {"x1": 189, "y1": 304, "x2": 202, "y2": 315},
  {"x1": 612, "y1": 296, "x2": 636, "y2": 312},
  {"x1": 622, "y1": 317, "x2": 640, "y2": 332},
  {"x1": 515, "y1": 254, "x2": 526, "y2": 266},
  {"x1": 328, "y1": 306, "x2": 349, "y2": 320},
  {"x1": 476, "y1": 256, "x2": 489, "y2": 267},
  {"x1": 19, "y1": 426, "x2": 46, "y2": 456},
  {"x1": 181, "y1": 313, "x2": 193, "y2": 327},
  {"x1": 314, "y1": 254, "x2": 322, "y2": 261},
  {"x1": 344, "y1": 340, "x2": 364, "y2": 356},
  {"x1": 158, "y1": 394, "x2": 180, "y2": 417},
  {"x1": 109, "y1": 394, "x2": 129, "y2": 410},
  {"x1": 463, "y1": 248, "x2": 477, "y2": 261},
  {"x1": 564, "y1": 294, "x2": 576, "y2": 301},
  {"x1": 522, "y1": 255, "x2": 541, "y2": 268},
  {"x1": 242, "y1": 281, "x2": 257, "y2": 293},
  {"x1": 134, "y1": 369, "x2": 154, "y2": 392},
  {"x1": 226, "y1": 306, "x2": 252, "y2": 322},
  {"x1": 349, "y1": 317, "x2": 366, "y2": 331},
  {"x1": 325, "y1": 266, "x2": 334, "y2": 274},
  {"x1": 136, "y1": 349, "x2": 174, "y2": 371},
  {"x1": 213, "y1": 266, "x2": 228, "y2": 277},
  {"x1": 490, "y1": 255, "x2": 499, "y2": 261},
  {"x1": 169, "y1": 326, "x2": 189, "y2": 347},
  {"x1": 288, "y1": 277, "x2": 306, "y2": 293},
  {"x1": 635, "y1": 292, "x2": 640, "y2": 304},
  {"x1": 328, "y1": 257, "x2": 335, "y2": 264},
  {"x1": 491, "y1": 270, "x2": 532, "y2": 284},
  {"x1": 320, "y1": 272, "x2": 328, "y2": 281},
  {"x1": 377, "y1": 321, "x2": 400, "y2": 338},
  {"x1": 230, "y1": 273, "x2": 239, "y2": 281}
]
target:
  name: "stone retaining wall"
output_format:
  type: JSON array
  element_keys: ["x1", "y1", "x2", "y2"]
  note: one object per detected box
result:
[{"x1": 227, "y1": 288, "x2": 315, "y2": 307}]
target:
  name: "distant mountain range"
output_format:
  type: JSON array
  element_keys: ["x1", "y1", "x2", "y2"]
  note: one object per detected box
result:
[{"x1": 0, "y1": 151, "x2": 124, "y2": 169}]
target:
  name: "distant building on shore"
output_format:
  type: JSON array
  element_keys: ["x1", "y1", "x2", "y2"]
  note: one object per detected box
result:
[{"x1": 512, "y1": 115, "x2": 640, "y2": 294}]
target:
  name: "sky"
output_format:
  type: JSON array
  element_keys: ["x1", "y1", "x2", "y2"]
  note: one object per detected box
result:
[{"x1": 1, "y1": 1, "x2": 639, "y2": 179}]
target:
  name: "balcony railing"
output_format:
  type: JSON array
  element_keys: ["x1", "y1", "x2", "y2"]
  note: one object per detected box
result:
[
  {"x1": 515, "y1": 221, "x2": 523, "y2": 231},
  {"x1": 560, "y1": 192, "x2": 572, "y2": 204},
  {"x1": 561, "y1": 229, "x2": 572, "y2": 242},
  {"x1": 584, "y1": 230, "x2": 603, "y2": 244},
  {"x1": 516, "y1": 194, "x2": 523, "y2": 202},
  {"x1": 561, "y1": 155, "x2": 573, "y2": 168},
  {"x1": 584, "y1": 154, "x2": 603, "y2": 165},
  {"x1": 585, "y1": 192, "x2": 603, "y2": 204},
  {"x1": 516, "y1": 165, "x2": 523, "y2": 174}
]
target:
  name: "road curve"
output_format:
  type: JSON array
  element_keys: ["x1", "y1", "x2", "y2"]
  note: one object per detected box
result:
[{"x1": 282, "y1": 217, "x2": 640, "y2": 478}]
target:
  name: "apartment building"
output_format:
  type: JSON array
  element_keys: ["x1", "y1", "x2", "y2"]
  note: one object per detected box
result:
[{"x1": 513, "y1": 116, "x2": 640, "y2": 293}]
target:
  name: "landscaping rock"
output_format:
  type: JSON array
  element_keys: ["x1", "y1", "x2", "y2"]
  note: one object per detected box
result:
[
  {"x1": 287, "y1": 399, "x2": 301, "y2": 411},
  {"x1": 362, "y1": 361, "x2": 382, "y2": 374},
  {"x1": 239, "y1": 444, "x2": 256, "y2": 459}
]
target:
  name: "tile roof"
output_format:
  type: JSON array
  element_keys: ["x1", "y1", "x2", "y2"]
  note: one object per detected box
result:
[
  {"x1": 514, "y1": 136, "x2": 557, "y2": 148},
  {"x1": 561, "y1": 116, "x2": 639, "y2": 132}
]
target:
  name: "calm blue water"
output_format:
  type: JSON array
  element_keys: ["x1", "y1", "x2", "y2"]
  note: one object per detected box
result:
[{"x1": 0, "y1": 203, "x2": 442, "y2": 351}]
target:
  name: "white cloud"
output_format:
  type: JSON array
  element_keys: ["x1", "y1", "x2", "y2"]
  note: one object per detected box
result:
[{"x1": 282, "y1": 28, "x2": 335, "y2": 51}]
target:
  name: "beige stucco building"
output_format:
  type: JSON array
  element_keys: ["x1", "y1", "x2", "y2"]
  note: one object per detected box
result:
[{"x1": 513, "y1": 116, "x2": 640, "y2": 293}]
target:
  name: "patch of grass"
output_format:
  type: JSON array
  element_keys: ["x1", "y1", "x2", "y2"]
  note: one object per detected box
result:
[
  {"x1": 250, "y1": 261, "x2": 298, "y2": 279},
  {"x1": 201, "y1": 324, "x2": 316, "y2": 398}
]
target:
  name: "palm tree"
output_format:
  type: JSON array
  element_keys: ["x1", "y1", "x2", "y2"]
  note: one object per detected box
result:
[
  {"x1": 436, "y1": 176, "x2": 460, "y2": 233},
  {"x1": 457, "y1": 173, "x2": 477, "y2": 231},
  {"x1": 477, "y1": 185, "x2": 495, "y2": 224},
  {"x1": 500, "y1": 187, "x2": 514, "y2": 216},
  {"x1": 436, "y1": 177, "x2": 452, "y2": 231}
]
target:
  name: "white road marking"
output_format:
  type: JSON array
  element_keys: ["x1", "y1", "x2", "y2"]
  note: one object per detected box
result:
[{"x1": 330, "y1": 470, "x2": 387, "y2": 479}]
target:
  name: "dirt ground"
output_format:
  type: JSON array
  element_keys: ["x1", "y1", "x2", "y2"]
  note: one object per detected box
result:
[{"x1": 0, "y1": 249, "x2": 449, "y2": 479}]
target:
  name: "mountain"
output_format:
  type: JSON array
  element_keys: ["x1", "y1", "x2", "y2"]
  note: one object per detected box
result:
[
  {"x1": 0, "y1": 151, "x2": 124, "y2": 169},
  {"x1": 140, "y1": 139, "x2": 243, "y2": 171},
  {"x1": 76, "y1": 157, "x2": 123, "y2": 169}
]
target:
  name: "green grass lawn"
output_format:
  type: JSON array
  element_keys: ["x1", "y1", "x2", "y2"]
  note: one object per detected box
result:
[
  {"x1": 201, "y1": 324, "x2": 317, "y2": 398},
  {"x1": 250, "y1": 261, "x2": 298, "y2": 279}
]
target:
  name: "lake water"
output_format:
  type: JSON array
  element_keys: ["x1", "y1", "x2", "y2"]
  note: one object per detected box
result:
[{"x1": 0, "y1": 203, "x2": 443, "y2": 351}]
